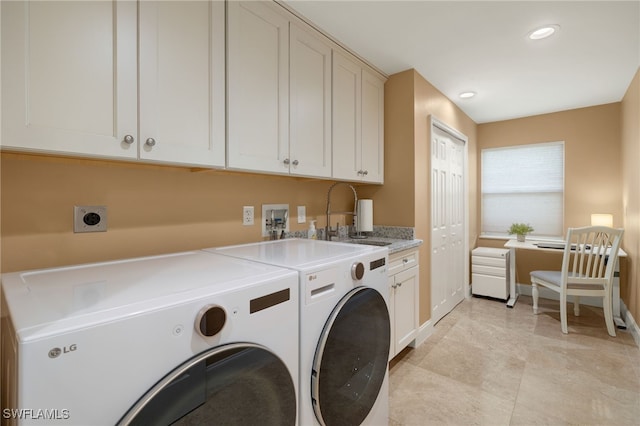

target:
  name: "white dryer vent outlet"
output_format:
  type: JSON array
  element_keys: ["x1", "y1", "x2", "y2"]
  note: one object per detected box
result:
[{"x1": 74, "y1": 205, "x2": 107, "y2": 233}]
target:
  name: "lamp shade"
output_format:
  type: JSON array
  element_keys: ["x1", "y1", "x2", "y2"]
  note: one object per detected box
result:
[{"x1": 590, "y1": 214, "x2": 613, "y2": 228}]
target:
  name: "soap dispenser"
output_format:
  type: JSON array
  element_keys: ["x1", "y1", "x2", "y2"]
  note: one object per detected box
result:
[{"x1": 308, "y1": 220, "x2": 317, "y2": 239}]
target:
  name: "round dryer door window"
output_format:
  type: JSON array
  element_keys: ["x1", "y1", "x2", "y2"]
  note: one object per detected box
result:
[
  {"x1": 119, "y1": 343, "x2": 296, "y2": 426},
  {"x1": 311, "y1": 287, "x2": 390, "y2": 426}
]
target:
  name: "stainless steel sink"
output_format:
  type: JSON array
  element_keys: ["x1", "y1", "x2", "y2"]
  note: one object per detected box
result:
[{"x1": 345, "y1": 239, "x2": 392, "y2": 246}]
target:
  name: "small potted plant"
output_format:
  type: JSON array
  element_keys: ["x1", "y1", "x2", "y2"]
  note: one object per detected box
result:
[{"x1": 508, "y1": 223, "x2": 534, "y2": 242}]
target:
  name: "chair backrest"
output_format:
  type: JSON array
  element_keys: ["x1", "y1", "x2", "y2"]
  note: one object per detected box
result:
[{"x1": 560, "y1": 226, "x2": 624, "y2": 288}]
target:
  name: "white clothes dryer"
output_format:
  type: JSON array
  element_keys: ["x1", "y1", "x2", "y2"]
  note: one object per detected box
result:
[
  {"x1": 211, "y1": 239, "x2": 390, "y2": 426},
  {"x1": 1, "y1": 251, "x2": 299, "y2": 426}
]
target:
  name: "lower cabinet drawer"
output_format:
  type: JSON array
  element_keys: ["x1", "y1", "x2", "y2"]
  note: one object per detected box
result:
[
  {"x1": 471, "y1": 255, "x2": 506, "y2": 268},
  {"x1": 471, "y1": 264, "x2": 506, "y2": 277},
  {"x1": 472, "y1": 273, "x2": 509, "y2": 300}
]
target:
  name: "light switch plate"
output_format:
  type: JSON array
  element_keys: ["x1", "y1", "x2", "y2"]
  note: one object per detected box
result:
[
  {"x1": 74, "y1": 205, "x2": 107, "y2": 233},
  {"x1": 297, "y1": 206, "x2": 306, "y2": 223}
]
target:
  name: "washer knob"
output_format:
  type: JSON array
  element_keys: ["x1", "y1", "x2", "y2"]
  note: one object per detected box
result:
[
  {"x1": 351, "y1": 262, "x2": 365, "y2": 281},
  {"x1": 196, "y1": 305, "x2": 226, "y2": 337}
]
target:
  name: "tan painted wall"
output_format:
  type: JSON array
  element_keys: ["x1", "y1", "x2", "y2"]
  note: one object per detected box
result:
[
  {"x1": 621, "y1": 68, "x2": 640, "y2": 322},
  {"x1": 377, "y1": 69, "x2": 478, "y2": 325},
  {"x1": 477, "y1": 103, "x2": 625, "y2": 294},
  {"x1": 0, "y1": 153, "x2": 361, "y2": 272}
]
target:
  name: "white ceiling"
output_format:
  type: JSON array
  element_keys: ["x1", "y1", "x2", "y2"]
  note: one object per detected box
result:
[{"x1": 282, "y1": 1, "x2": 640, "y2": 124}]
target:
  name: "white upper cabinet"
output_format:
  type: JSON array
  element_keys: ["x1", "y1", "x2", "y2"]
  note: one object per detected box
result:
[
  {"x1": 138, "y1": 1, "x2": 225, "y2": 167},
  {"x1": 1, "y1": 1, "x2": 138, "y2": 159},
  {"x1": 361, "y1": 68, "x2": 385, "y2": 183},
  {"x1": 1, "y1": 1, "x2": 225, "y2": 167},
  {"x1": 289, "y1": 23, "x2": 332, "y2": 178},
  {"x1": 332, "y1": 51, "x2": 385, "y2": 184},
  {"x1": 227, "y1": 1, "x2": 290, "y2": 174},
  {"x1": 227, "y1": 3, "x2": 332, "y2": 178}
]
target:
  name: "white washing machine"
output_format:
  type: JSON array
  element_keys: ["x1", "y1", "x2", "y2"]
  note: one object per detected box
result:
[
  {"x1": 210, "y1": 239, "x2": 390, "y2": 426},
  {"x1": 1, "y1": 251, "x2": 299, "y2": 425}
]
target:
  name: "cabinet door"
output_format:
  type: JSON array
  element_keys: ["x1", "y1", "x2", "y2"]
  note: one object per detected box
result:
[
  {"x1": 289, "y1": 23, "x2": 332, "y2": 178},
  {"x1": 227, "y1": 1, "x2": 289, "y2": 174},
  {"x1": 138, "y1": 0, "x2": 225, "y2": 167},
  {"x1": 361, "y1": 69, "x2": 385, "y2": 183},
  {"x1": 388, "y1": 275, "x2": 397, "y2": 360},
  {"x1": 393, "y1": 266, "x2": 419, "y2": 353},
  {"x1": 1, "y1": 1, "x2": 137, "y2": 159},
  {"x1": 331, "y1": 50, "x2": 361, "y2": 181}
]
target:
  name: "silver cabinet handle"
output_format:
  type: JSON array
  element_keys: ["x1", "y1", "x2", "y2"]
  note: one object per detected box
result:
[
  {"x1": 403, "y1": 258, "x2": 409, "y2": 264},
  {"x1": 292, "y1": 159, "x2": 299, "y2": 166},
  {"x1": 283, "y1": 158, "x2": 290, "y2": 165},
  {"x1": 363, "y1": 170, "x2": 369, "y2": 176},
  {"x1": 145, "y1": 138, "x2": 156, "y2": 147},
  {"x1": 357, "y1": 170, "x2": 363, "y2": 176},
  {"x1": 123, "y1": 135, "x2": 135, "y2": 144}
]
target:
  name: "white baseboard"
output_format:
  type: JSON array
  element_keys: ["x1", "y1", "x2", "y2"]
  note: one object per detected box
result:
[
  {"x1": 621, "y1": 299, "x2": 640, "y2": 348},
  {"x1": 411, "y1": 319, "x2": 433, "y2": 349}
]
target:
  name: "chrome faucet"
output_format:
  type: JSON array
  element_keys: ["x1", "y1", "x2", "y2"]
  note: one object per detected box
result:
[{"x1": 325, "y1": 182, "x2": 358, "y2": 241}]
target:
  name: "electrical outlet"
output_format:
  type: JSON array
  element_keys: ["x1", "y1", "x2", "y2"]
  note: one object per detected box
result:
[
  {"x1": 243, "y1": 206, "x2": 254, "y2": 226},
  {"x1": 74, "y1": 206, "x2": 107, "y2": 233}
]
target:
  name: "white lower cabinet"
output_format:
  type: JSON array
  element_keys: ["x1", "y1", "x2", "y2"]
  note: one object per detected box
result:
[{"x1": 388, "y1": 248, "x2": 419, "y2": 360}]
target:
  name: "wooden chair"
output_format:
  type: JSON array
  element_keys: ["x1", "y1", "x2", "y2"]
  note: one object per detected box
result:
[{"x1": 530, "y1": 226, "x2": 624, "y2": 336}]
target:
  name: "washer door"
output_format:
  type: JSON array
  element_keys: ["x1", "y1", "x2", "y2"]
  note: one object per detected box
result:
[
  {"x1": 119, "y1": 343, "x2": 296, "y2": 426},
  {"x1": 311, "y1": 287, "x2": 390, "y2": 426}
]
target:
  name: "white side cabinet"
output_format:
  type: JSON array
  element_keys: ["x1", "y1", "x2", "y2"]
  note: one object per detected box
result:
[
  {"x1": 471, "y1": 247, "x2": 510, "y2": 300},
  {"x1": 388, "y1": 248, "x2": 419, "y2": 360},
  {"x1": 1, "y1": 1, "x2": 225, "y2": 167},
  {"x1": 332, "y1": 51, "x2": 385, "y2": 184}
]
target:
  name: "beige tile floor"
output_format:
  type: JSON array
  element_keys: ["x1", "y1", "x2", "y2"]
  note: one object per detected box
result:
[{"x1": 389, "y1": 295, "x2": 640, "y2": 426}]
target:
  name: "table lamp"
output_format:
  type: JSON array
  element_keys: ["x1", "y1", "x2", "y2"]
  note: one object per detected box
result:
[{"x1": 591, "y1": 213, "x2": 613, "y2": 228}]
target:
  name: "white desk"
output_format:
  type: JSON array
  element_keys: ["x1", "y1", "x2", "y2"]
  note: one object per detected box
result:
[{"x1": 504, "y1": 239, "x2": 627, "y2": 328}]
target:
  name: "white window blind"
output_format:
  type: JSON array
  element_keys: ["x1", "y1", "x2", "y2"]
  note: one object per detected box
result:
[{"x1": 481, "y1": 141, "x2": 564, "y2": 238}]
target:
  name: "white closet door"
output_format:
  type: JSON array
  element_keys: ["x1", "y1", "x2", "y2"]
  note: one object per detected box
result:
[
  {"x1": 227, "y1": 1, "x2": 289, "y2": 173},
  {"x1": 138, "y1": 0, "x2": 225, "y2": 167},
  {"x1": 431, "y1": 124, "x2": 466, "y2": 325},
  {"x1": 1, "y1": 0, "x2": 137, "y2": 159}
]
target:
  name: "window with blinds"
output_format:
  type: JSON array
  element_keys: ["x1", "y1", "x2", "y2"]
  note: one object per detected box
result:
[{"x1": 481, "y1": 141, "x2": 565, "y2": 239}]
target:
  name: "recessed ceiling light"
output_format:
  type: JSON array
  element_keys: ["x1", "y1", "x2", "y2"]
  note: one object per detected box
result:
[
  {"x1": 459, "y1": 91, "x2": 476, "y2": 99},
  {"x1": 528, "y1": 24, "x2": 560, "y2": 40}
]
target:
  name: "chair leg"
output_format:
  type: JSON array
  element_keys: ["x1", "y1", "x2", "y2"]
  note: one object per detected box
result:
[
  {"x1": 532, "y1": 281, "x2": 539, "y2": 314},
  {"x1": 560, "y1": 292, "x2": 568, "y2": 334},
  {"x1": 574, "y1": 296, "x2": 580, "y2": 316},
  {"x1": 603, "y1": 293, "x2": 616, "y2": 337}
]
